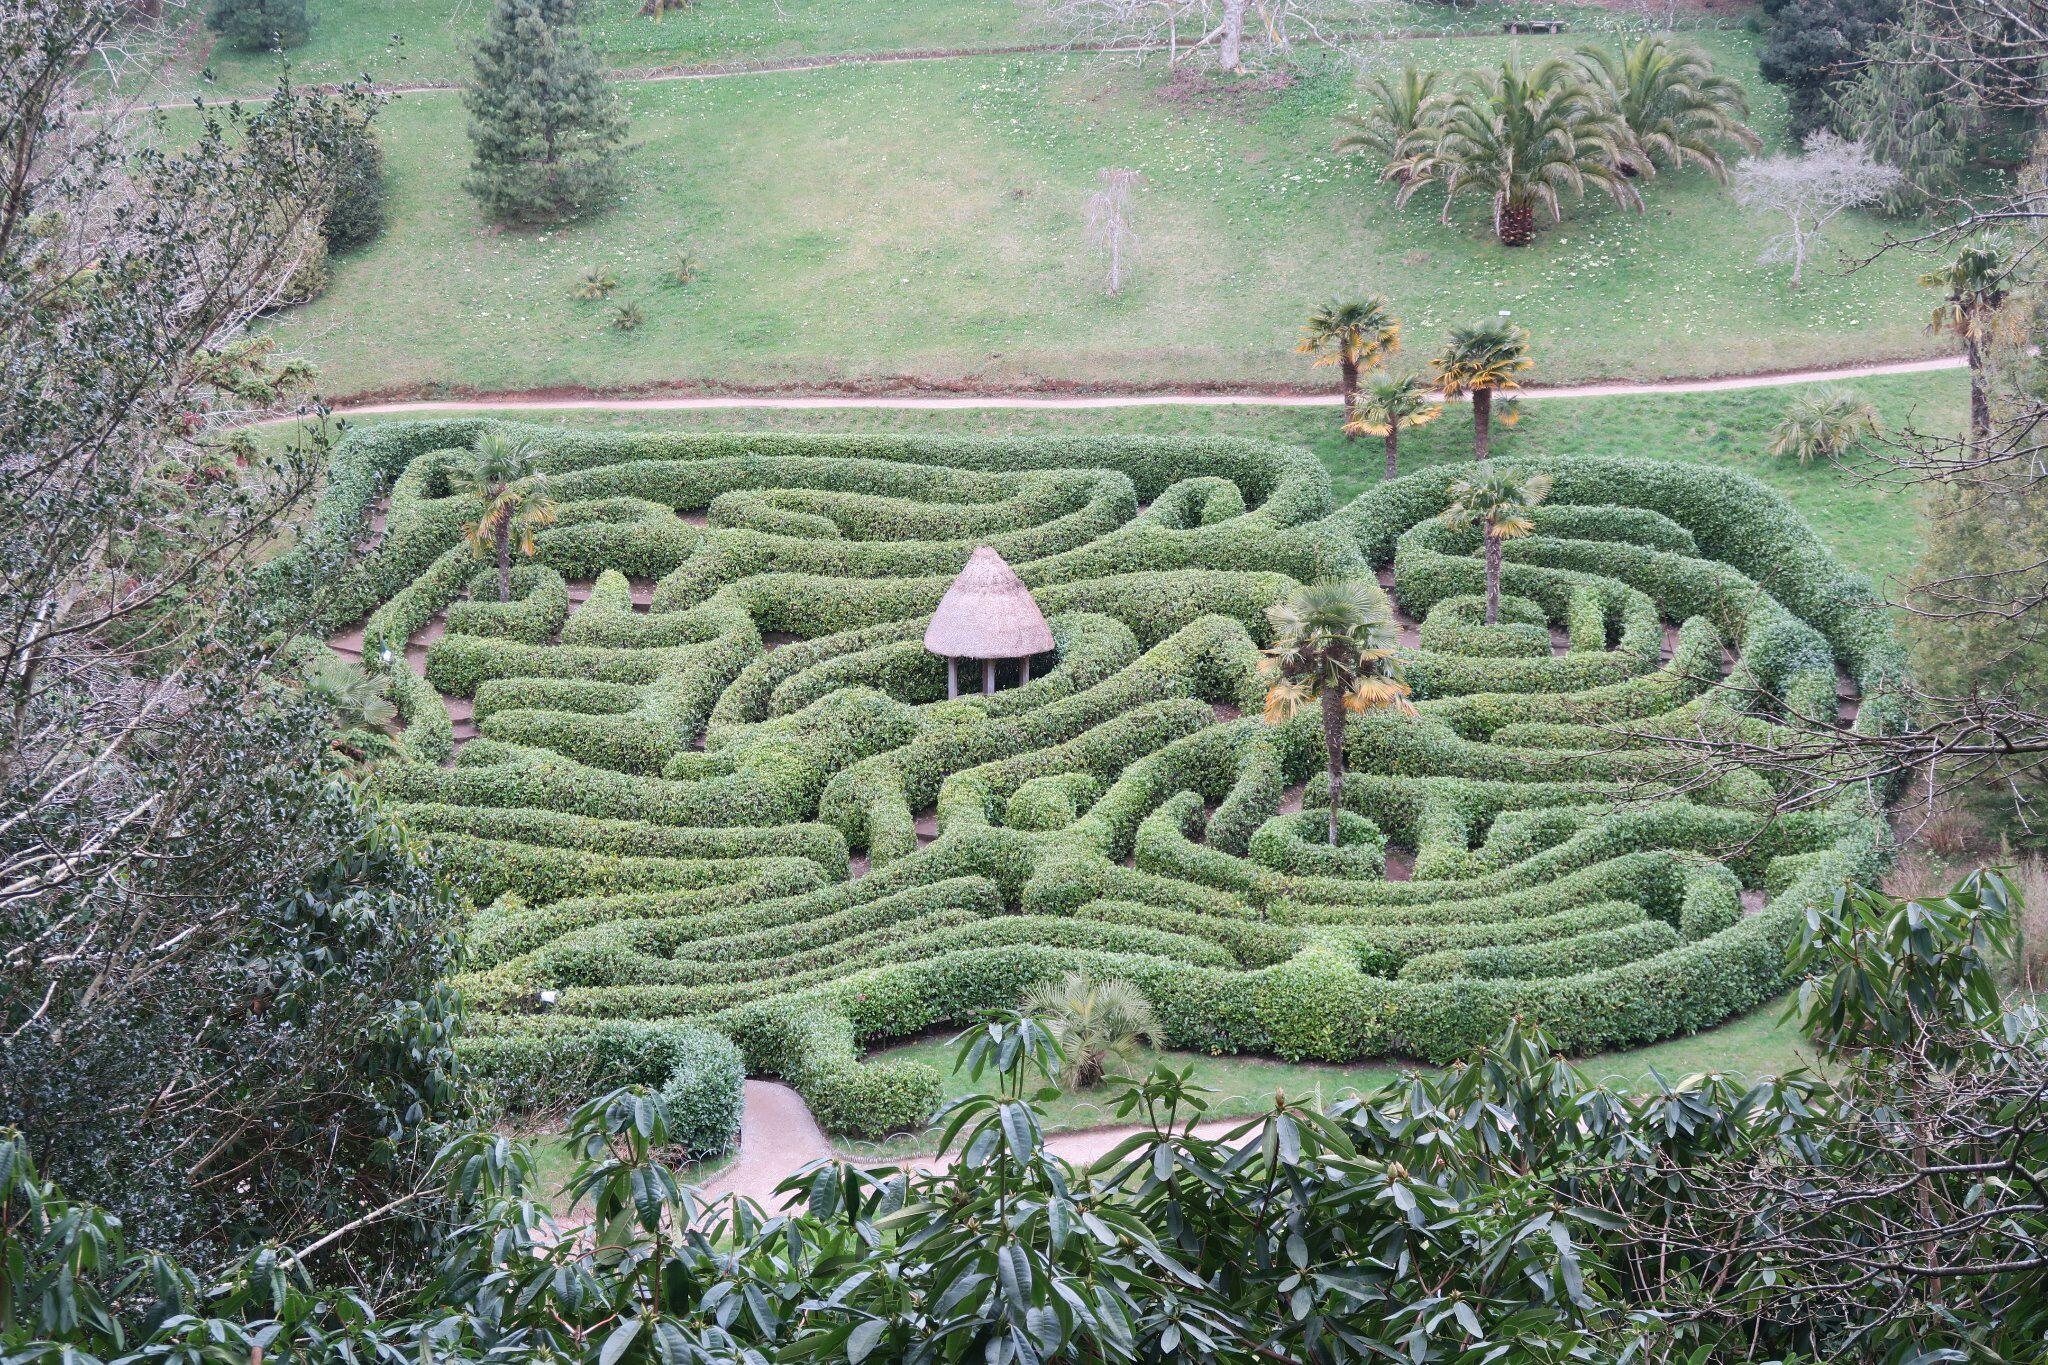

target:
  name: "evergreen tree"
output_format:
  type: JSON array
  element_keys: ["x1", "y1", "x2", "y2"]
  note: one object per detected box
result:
[
  {"x1": 1757, "y1": 0, "x2": 1898, "y2": 138},
  {"x1": 463, "y1": 0, "x2": 629, "y2": 225},
  {"x1": 205, "y1": 0, "x2": 309, "y2": 51},
  {"x1": 1829, "y1": 25, "x2": 1981, "y2": 212},
  {"x1": 1907, "y1": 464, "x2": 2048, "y2": 846}
]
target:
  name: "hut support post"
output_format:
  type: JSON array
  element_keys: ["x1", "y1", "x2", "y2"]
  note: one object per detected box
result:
[
  {"x1": 947, "y1": 657, "x2": 958, "y2": 700},
  {"x1": 1021, "y1": 656, "x2": 1031, "y2": 685},
  {"x1": 983, "y1": 660, "x2": 995, "y2": 696}
]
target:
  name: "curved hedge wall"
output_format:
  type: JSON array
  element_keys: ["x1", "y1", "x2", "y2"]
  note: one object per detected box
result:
[{"x1": 281, "y1": 423, "x2": 1905, "y2": 1137}]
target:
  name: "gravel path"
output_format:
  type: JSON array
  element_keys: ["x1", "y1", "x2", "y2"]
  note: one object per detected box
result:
[
  {"x1": 699, "y1": 1078, "x2": 1253, "y2": 1214},
  {"x1": 119, "y1": 21, "x2": 1706, "y2": 112},
  {"x1": 694, "y1": 1081, "x2": 837, "y2": 1210},
  {"x1": 294, "y1": 354, "x2": 1965, "y2": 421}
]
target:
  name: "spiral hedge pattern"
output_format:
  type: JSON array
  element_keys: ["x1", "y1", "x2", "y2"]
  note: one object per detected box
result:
[{"x1": 285, "y1": 422, "x2": 1905, "y2": 1134}]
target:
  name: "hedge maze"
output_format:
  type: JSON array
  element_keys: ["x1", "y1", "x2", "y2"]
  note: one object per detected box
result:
[{"x1": 290, "y1": 422, "x2": 1904, "y2": 1137}]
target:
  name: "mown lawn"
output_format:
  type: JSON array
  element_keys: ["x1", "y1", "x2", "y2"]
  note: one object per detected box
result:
[
  {"x1": 837, "y1": 998, "x2": 1819, "y2": 1156},
  {"x1": 174, "y1": 0, "x2": 1632, "y2": 96},
  {"x1": 289, "y1": 363, "x2": 1958, "y2": 584},
  {"x1": 226, "y1": 29, "x2": 1945, "y2": 398}
]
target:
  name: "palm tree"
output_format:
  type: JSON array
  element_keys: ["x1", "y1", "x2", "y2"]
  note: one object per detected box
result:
[
  {"x1": 1921, "y1": 238, "x2": 2013, "y2": 441},
  {"x1": 1260, "y1": 581, "x2": 1413, "y2": 847},
  {"x1": 1335, "y1": 65, "x2": 1444, "y2": 180},
  {"x1": 450, "y1": 432, "x2": 559, "y2": 602},
  {"x1": 1432, "y1": 320, "x2": 1533, "y2": 461},
  {"x1": 1346, "y1": 371, "x2": 1443, "y2": 480},
  {"x1": 1439, "y1": 465, "x2": 1553, "y2": 625},
  {"x1": 1395, "y1": 58, "x2": 1639, "y2": 246},
  {"x1": 1018, "y1": 972, "x2": 1161, "y2": 1089},
  {"x1": 1296, "y1": 296, "x2": 1401, "y2": 435},
  {"x1": 301, "y1": 653, "x2": 399, "y2": 767},
  {"x1": 1768, "y1": 388, "x2": 1880, "y2": 466},
  {"x1": 1576, "y1": 37, "x2": 1759, "y2": 181}
]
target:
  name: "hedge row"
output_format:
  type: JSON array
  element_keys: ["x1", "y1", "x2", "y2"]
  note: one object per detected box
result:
[{"x1": 272, "y1": 424, "x2": 1907, "y2": 1136}]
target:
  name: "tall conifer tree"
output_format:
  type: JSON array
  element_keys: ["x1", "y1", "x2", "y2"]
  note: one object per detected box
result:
[{"x1": 463, "y1": 0, "x2": 628, "y2": 224}]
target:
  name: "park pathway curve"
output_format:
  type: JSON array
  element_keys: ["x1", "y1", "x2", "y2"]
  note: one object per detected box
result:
[
  {"x1": 302, "y1": 353, "x2": 1966, "y2": 422},
  {"x1": 695, "y1": 1079, "x2": 1253, "y2": 1213}
]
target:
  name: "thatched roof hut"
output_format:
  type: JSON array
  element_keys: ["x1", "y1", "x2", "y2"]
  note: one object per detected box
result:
[
  {"x1": 925, "y1": 547, "x2": 1053, "y2": 658},
  {"x1": 925, "y1": 547, "x2": 1053, "y2": 696}
]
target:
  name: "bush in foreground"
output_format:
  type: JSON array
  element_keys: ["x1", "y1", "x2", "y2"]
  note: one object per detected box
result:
[{"x1": 6, "y1": 871, "x2": 2045, "y2": 1362}]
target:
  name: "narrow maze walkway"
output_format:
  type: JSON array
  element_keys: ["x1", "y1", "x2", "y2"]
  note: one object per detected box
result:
[{"x1": 696, "y1": 1080, "x2": 1251, "y2": 1213}]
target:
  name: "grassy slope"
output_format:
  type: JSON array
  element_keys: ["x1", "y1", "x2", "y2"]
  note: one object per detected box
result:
[
  {"x1": 179, "y1": 0, "x2": 1623, "y2": 95},
  {"x1": 298, "y1": 364, "x2": 1958, "y2": 583},
  {"x1": 234, "y1": 28, "x2": 1943, "y2": 396}
]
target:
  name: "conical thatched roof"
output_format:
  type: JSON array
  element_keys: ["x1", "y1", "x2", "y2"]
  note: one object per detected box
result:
[{"x1": 924, "y1": 546, "x2": 1054, "y2": 659}]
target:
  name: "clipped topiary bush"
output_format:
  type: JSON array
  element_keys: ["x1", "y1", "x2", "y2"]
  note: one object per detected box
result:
[{"x1": 1248, "y1": 809, "x2": 1388, "y2": 879}]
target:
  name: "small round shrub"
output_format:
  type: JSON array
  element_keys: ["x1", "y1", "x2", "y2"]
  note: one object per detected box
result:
[
  {"x1": 803, "y1": 1058, "x2": 943, "y2": 1138},
  {"x1": 1248, "y1": 810, "x2": 1387, "y2": 879},
  {"x1": 1679, "y1": 862, "x2": 1745, "y2": 941}
]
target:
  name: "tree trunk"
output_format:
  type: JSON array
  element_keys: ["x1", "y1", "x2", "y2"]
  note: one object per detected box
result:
[
  {"x1": 1498, "y1": 199, "x2": 1535, "y2": 247},
  {"x1": 1321, "y1": 686, "x2": 1346, "y2": 846},
  {"x1": 495, "y1": 517, "x2": 512, "y2": 602},
  {"x1": 1340, "y1": 356, "x2": 1359, "y2": 438},
  {"x1": 1384, "y1": 428, "x2": 1400, "y2": 481},
  {"x1": 1219, "y1": 0, "x2": 1246, "y2": 71},
  {"x1": 1966, "y1": 334, "x2": 1989, "y2": 440},
  {"x1": 1472, "y1": 386, "x2": 1493, "y2": 462},
  {"x1": 1483, "y1": 530, "x2": 1503, "y2": 625}
]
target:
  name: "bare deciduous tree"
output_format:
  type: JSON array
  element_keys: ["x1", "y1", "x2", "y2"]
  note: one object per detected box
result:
[
  {"x1": 1084, "y1": 167, "x2": 1140, "y2": 296},
  {"x1": 1731, "y1": 132, "x2": 1905, "y2": 286},
  {"x1": 1040, "y1": 0, "x2": 1357, "y2": 71}
]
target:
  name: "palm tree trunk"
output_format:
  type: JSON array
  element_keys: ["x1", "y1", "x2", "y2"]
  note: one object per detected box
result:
[
  {"x1": 1483, "y1": 530, "x2": 1503, "y2": 625},
  {"x1": 1472, "y1": 387, "x2": 1493, "y2": 462},
  {"x1": 1321, "y1": 687, "x2": 1346, "y2": 847},
  {"x1": 1384, "y1": 428, "x2": 1399, "y2": 481},
  {"x1": 1340, "y1": 356, "x2": 1359, "y2": 439},
  {"x1": 1499, "y1": 200, "x2": 1535, "y2": 247},
  {"x1": 495, "y1": 517, "x2": 512, "y2": 603},
  {"x1": 1966, "y1": 334, "x2": 1989, "y2": 440}
]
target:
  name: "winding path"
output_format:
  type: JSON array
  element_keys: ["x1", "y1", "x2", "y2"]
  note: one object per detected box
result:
[
  {"x1": 124, "y1": 19, "x2": 1739, "y2": 112},
  {"x1": 695, "y1": 1081, "x2": 1249, "y2": 1210},
  {"x1": 304, "y1": 353, "x2": 1964, "y2": 422}
]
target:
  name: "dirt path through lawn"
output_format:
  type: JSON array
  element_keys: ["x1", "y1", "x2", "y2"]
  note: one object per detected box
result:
[
  {"x1": 120, "y1": 21, "x2": 1684, "y2": 111},
  {"x1": 302, "y1": 353, "x2": 1965, "y2": 421}
]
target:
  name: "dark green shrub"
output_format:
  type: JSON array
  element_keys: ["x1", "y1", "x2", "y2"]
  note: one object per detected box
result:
[
  {"x1": 207, "y1": 0, "x2": 307, "y2": 50},
  {"x1": 322, "y1": 115, "x2": 387, "y2": 251}
]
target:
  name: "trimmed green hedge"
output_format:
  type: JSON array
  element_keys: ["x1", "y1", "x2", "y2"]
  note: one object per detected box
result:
[
  {"x1": 463, "y1": 1017, "x2": 743, "y2": 1158},
  {"x1": 275, "y1": 424, "x2": 1905, "y2": 1131},
  {"x1": 1248, "y1": 810, "x2": 1388, "y2": 879}
]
